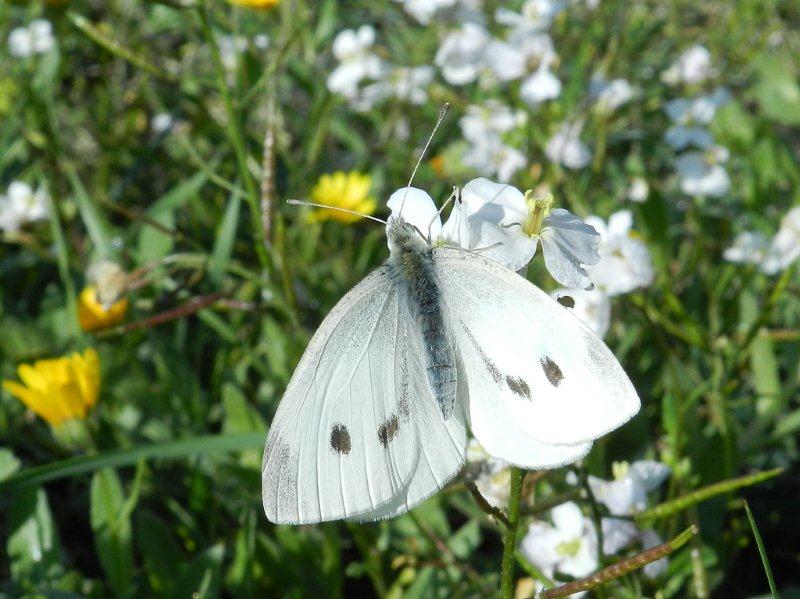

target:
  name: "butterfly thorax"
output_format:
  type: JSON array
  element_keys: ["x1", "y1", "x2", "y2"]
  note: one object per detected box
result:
[{"x1": 386, "y1": 217, "x2": 456, "y2": 419}]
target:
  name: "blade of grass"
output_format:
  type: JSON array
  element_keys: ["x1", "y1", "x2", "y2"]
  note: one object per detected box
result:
[
  {"x1": 0, "y1": 432, "x2": 264, "y2": 493},
  {"x1": 743, "y1": 501, "x2": 778, "y2": 597}
]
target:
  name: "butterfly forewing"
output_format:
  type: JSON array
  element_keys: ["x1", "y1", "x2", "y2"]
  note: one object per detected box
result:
[{"x1": 433, "y1": 247, "x2": 640, "y2": 448}]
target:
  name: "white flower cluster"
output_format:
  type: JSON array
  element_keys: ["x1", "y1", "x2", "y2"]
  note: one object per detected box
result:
[
  {"x1": 386, "y1": 179, "x2": 653, "y2": 337},
  {"x1": 327, "y1": 2, "x2": 636, "y2": 181},
  {"x1": 7, "y1": 19, "x2": 55, "y2": 59},
  {"x1": 0, "y1": 182, "x2": 50, "y2": 235},
  {"x1": 518, "y1": 461, "x2": 671, "y2": 594},
  {"x1": 661, "y1": 46, "x2": 731, "y2": 198},
  {"x1": 725, "y1": 207, "x2": 800, "y2": 275}
]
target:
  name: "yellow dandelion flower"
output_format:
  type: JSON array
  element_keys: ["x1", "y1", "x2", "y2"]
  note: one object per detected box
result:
[
  {"x1": 77, "y1": 286, "x2": 129, "y2": 332},
  {"x1": 226, "y1": 0, "x2": 279, "y2": 9},
  {"x1": 2, "y1": 348, "x2": 101, "y2": 427},
  {"x1": 309, "y1": 171, "x2": 377, "y2": 224}
]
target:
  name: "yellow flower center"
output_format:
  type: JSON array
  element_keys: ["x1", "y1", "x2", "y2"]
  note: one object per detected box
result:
[
  {"x1": 521, "y1": 191, "x2": 554, "y2": 237},
  {"x1": 612, "y1": 461, "x2": 630, "y2": 480},
  {"x1": 555, "y1": 538, "x2": 582, "y2": 557}
]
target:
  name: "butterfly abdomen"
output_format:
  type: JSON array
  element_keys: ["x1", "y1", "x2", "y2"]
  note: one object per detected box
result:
[{"x1": 396, "y1": 246, "x2": 456, "y2": 419}]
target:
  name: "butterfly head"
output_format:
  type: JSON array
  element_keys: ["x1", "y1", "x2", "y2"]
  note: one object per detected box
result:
[{"x1": 387, "y1": 216, "x2": 430, "y2": 257}]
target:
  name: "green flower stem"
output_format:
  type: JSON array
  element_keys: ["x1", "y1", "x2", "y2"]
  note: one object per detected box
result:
[
  {"x1": 634, "y1": 468, "x2": 783, "y2": 523},
  {"x1": 500, "y1": 467, "x2": 525, "y2": 599}
]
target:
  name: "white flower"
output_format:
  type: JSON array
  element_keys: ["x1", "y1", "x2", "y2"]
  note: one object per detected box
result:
[
  {"x1": 356, "y1": 65, "x2": 433, "y2": 110},
  {"x1": 0, "y1": 182, "x2": 49, "y2": 234},
  {"x1": 217, "y1": 35, "x2": 248, "y2": 72},
  {"x1": 675, "y1": 145, "x2": 730, "y2": 197},
  {"x1": 450, "y1": 179, "x2": 600, "y2": 286},
  {"x1": 585, "y1": 211, "x2": 653, "y2": 296},
  {"x1": 151, "y1": 113, "x2": 174, "y2": 134},
  {"x1": 590, "y1": 77, "x2": 634, "y2": 112},
  {"x1": 664, "y1": 88, "x2": 730, "y2": 150},
  {"x1": 588, "y1": 460, "x2": 670, "y2": 516},
  {"x1": 460, "y1": 101, "x2": 526, "y2": 140},
  {"x1": 434, "y1": 23, "x2": 490, "y2": 85},
  {"x1": 546, "y1": 122, "x2": 592, "y2": 169},
  {"x1": 8, "y1": 19, "x2": 55, "y2": 58},
  {"x1": 662, "y1": 44, "x2": 715, "y2": 86},
  {"x1": 466, "y1": 439, "x2": 511, "y2": 508},
  {"x1": 461, "y1": 135, "x2": 527, "y2": 183},
  {"x1": 550, "y1": 287, "x2": 611, "y2": 337},
  {"x1": 396, "y1": 0, "x2": 483, "y2": 24},
  {"x1": 327, "y1": 26, "x2": 385, "y2": 98},
  {"x1": 627, "y1": 178, "x2": 649, "y2": 203},
  {"x1": 520, "y1": 66, "x2": 562, "y2": 106},
  {"x1": 496, "y1": 0, "x2": 564, "y2": 35},
  {"x1": 520, "y1": 502, "x2": 598, "y2": 580},
  {"x1": 761, "y1": 207, "x2": 800, "y2": 275},
  {"x1": 723, "y1": 231, "x2": 770, "y2": 266}
]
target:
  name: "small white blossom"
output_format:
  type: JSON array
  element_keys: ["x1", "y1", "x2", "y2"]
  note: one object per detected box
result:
[
  {"x1": 462, "y1": 135, "x2": 527, "y2": 183},
  {"x1": 0, "y1": 182, "x2": 50, "y2": 234},
  {"x1": 434, "y1": 23, "x2": 490, "y2": 85},
  {"x1": 761, "y1": 207, "x2": 800, "y2": 275},
  {"x1": 675, "y1": 145, "x2": 730, "y2": 197},
  {"x1": 396, "y1": 0, "x2": 483, "y2": 24},
  {"x1": 590, "y1": 77, "x2": 635, "y2": 112},
  {"x1": 466, "y1": 440, "x2": 511, "y2": 508},
  {"x1": 664, "y1": 88, "x2": 730, "y2": 150},
  {"x1": 723, "y1": 231, "x2": 770, "y2": 265},
  {"x1": 662, "y1": 44, "x2": 715, "y2": 86},
  {"x1": 588, "y1": 460, "x2": 671, "y2": 516},
  {"x1": 460, "y1": 102, "x2": 526, "y2": 140},
  {"x1": 520, "y1": 66, "x2": 562, "y2": 106},
  {"x1": 151, "y1": 113, "x2": 174, "y2": 134},
  {"x1": 253, "y1": 34, "x2": 270, "y2": 50},
  {"x1": 546, "y1": 122, "x2": 592, "y2": 169},
  {"x1": 327, "y1": 26, "x2": 385, "y2": 99},
  {"x1": 551, "y1": 288, "x2": 611, "y2": 337},
  {"x1": 217, "y1": 35, "x2": 248, "y2": 72},
  {"x1": 627, "y1": 178, "x2": 649, "y2": 203},
  {"x1": 585, "y1": 211, "x2": 654, "y2": 296},
  {"x1": 8, "y1": 19, "x2": 55, "y2": 58},
  {"x1": 356, "y1": 65, "x2": 433, "y2": 110},
  {"x1": 495, "y1": 0, "x2": 564, "y2": 35}
]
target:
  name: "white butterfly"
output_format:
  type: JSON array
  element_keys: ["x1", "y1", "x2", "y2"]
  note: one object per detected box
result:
[{"x1": 262, "y1": 188, "x2": 640, "y2": 525}]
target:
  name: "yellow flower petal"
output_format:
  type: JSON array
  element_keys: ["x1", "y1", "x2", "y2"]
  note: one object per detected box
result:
[
  {"x1": 78, "y1": 286, "x2": 128, "y2": 332},
  {"x1": 2, "y1": 349, "x2": 101, "y2": 428},
  {"x1": 308, "y1": 171, "x2": 376, "y2": 224}
]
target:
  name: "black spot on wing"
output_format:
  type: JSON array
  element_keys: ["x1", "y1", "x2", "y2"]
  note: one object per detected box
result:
[
  {"x1": 541, "y1": 357, "x2": 564, "y2": 386},
  {"x1": 557, "y1": 295, "x2": 575, "y2": 308},
  {"x1": 377, "y1": 414, "x2": 400, "y2": 448},
  {"x1": 330, "y1": 424, "x2": 351, "y2": 455},
  {"x1": 505, "y1": 375, "x2": 532, "y2": 400}
]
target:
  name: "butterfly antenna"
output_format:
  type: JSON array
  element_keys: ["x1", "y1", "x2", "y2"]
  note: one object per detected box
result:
[
  {"x1": 399, "y1": 102, "x2": 450, "y2": 217},
  {"x1": 287, "y1": 199, "x2": 388, "y2": 225}
]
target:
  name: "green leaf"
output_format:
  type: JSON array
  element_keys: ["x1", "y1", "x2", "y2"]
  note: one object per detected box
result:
[
  {"x1": 743, "y1": 501, "x2": 778, "y2": 598},
  {"x1": 222, "y1": 383, "x2": 266, "y2": 435},
  {"x1": 66, "y1": 165, "x2": 116, "y2": 257},
  {"x1": 448, "y1": 519, "x2": 481, "y2": 560},
  {"x1": 754, "y1": 54, "x2": 800, "y2": 125},
  {"x1": 210, "y1": 191, "x2": 242, "y2": 284},
  {"x1": 7, "y1": 487, "x2": 61, "y2": 581},
  {"x1": 136, "y1": 510, "x2": 185, "y2": 595},
  {"x1": 91, "y1": 469, "x2": 135, "y2": 596},
  {"x1": 0, "y1": 448, "x2": 21, "y2": 482},
  {"x1": 0, "y1": 432, "x2": 264, "y2": 493}
]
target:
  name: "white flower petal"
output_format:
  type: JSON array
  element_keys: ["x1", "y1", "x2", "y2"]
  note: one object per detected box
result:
[
  {"x1": 520, "y1": 67, "x2": 562, "y2": 105},
  {"x1": 550, "y1": 287, "x2": 611, "y2": 337},
  {"x1": 601, "y1": 518, "x2": 639, "y2": 555},
  {"x1": 387, "y1": 187, "x2": 442, "y2": 241},
  {"x1": 552, "y1": 501, "x2": 585, "y2": 537},
  {"x1": 630, "y1": 460, "x2": 671, "y2": 492},
  {"x1": 540, "y1": 209, "x2": 601, "y2": 288}
]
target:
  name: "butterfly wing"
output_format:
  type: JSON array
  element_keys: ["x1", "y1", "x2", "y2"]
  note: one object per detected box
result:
[
  {"x1": 433, "y1": 248, "x2": 640, "y2": 451},
  {"x1": 262, "y1": 265, "x2": 466, "y2": 524}
]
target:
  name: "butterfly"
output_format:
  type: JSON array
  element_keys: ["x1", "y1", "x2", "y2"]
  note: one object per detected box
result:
[{"x1": 262, "y1": 192, "x2": 640, "y2": 524}]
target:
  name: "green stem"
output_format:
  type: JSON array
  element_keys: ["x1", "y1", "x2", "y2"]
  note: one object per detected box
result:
[
  {"x1": 500, "y1": 467, "x2": 525, "y2": 599},
  {"x1": 197, "y1": 1, "x2": 270, "y2": 270}
]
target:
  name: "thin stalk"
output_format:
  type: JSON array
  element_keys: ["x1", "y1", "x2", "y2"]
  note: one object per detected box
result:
[
  {"x1": 743, "y1": 501, "x2": 778, "y2": 597},
  {"x1": 500, "y1": 467, "x2": 525, "y2": 599},
  {"x1": 197, "y1": 1, "x2": 270, "y2": 270}
]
